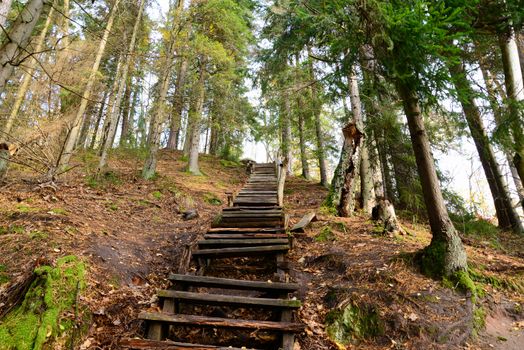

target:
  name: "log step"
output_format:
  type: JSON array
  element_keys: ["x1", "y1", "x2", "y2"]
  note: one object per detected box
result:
[
  {"x1": 192, "y1": 245, "x2": 289, "y2": 258},
  {"x1": 222, "y1": 206, "x2": 282, "y2": 211},
  {"x1": 221, "y1": 211, "x2": 282, "y2": 216},
  {"x1": 168, "y1": 274, "x2": 299, "y2": 292},
  {"x1": 204, "y1": 233, "x2": 289, "y2": 239},
  {"x1": 139, "y1": 312, "x2": 304, "y2": 332},
  {"x1": 207, "y1": 227, "x2": 285, "y2": 233},
  {"x1": 198, "y1": 238, "x2": 289, "y2": 247},
  {"x1": 158, "y1": 290, "x2": 301, "y2": 309},
  {"x1": 120, "y1": 338, "x2": 258, "y2": 350}
]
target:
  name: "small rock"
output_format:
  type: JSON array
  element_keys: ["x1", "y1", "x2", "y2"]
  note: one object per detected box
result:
[{"x1": 182, "y1": 210, "x2": 199, "y2": 220}]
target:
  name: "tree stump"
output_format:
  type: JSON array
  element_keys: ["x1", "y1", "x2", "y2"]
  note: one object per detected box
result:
[{"x1": 371, "y1": 199, "x2": 404, "y2": 235}]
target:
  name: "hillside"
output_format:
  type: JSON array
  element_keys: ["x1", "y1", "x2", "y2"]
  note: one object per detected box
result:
[{"x1": 0, "y1": 153, "x2": 523, "y2": 349}]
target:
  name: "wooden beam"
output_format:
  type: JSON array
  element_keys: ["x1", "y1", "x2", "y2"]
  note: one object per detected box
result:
[
  {"x1": 138, "y1": 312, "x2": 304, "y2": 332},
  {"x1": 167, "y1": 274, "x2": 299, "y2": 292}
]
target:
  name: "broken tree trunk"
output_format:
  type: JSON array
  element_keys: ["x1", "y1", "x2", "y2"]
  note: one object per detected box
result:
[
  {"x1": 372, "y1": 199, "x2": 403, "y2": 235},
  {"x1": 337, "y1": 123, "x2": 364, "y2": 217}
]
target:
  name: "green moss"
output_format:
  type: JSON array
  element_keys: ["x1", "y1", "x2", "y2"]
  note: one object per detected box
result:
[
  {"x1": 49, "y1": 208, "x2": 67, "y2": 215},
  {"x1": 315, "y1": 226, "x2": 336, "y2": 242},
  {"x1": 204, "y1": 193, "x2": 222, "y2": 206},
  {"x1": 0, "y1": 256, "x2": 86, "y2": 349},
  {"x1": 418, "y1": 240, "x2": 447, "y2": 278},
  {"x1": 472, "y1": 306, "x2": 486, "y2": 336},
  {"x1": 151, "y1": 191, "x2": 163, "y2": 200},
  {"x1": 469, "y1": 268, "x2": 524, "y2": 293},
  {"x1": 219, "y1": 159, "x2": 240, "y2": 168},
  {"x1": 16, "y1": 205, "x2": 37, "y2": 213},
  {"x1": 86, "y1": 170, "x2": 122, "y2": 189},
  {"x1": 325, "y1": 302, "x2": 383, "y2": 346},
  {"x1": 10, "y1": 225, "x2": 25, "y2": 234},
  {"x1": 29, "y1": 230, "x2": 48, "y2": 240}
]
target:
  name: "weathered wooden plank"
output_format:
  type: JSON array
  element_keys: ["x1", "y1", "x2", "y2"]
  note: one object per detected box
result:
[
  {"x1": 198, "y1": 238, "x2": 289, "y2": 247},
  {"x1": 138, "y1": 312, "x2": 304, "y2": 332},
  {"x1": 203, "y1": 233, "x2": 289, "y2": 239},
  {"x1": 222, "y1": 206, "x2": 282, "y2": 211},
  {"x1": 290, "y1": 211, "x2": 317, "y2": 232},
  {"x1": 208, "y1": 227, "x2": 285, "y2": 233},
  {"x1": 221, "y1": 211, "x2": 282, "y2": 217},
  {"x1": 168, "y1": 274, "x2": 299, "y2": 292},
  {"x1": 192, "y1": 245, "x2": 289, "y2": 258},
  {"x1": 120, "y1": 338, "x2": 257, "y2": 350},
  {"x1": 157, "y1": 290, "x2": 301, "y2": 308}
]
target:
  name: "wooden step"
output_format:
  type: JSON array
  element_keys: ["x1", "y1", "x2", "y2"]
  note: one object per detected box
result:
[
  {"x1": 222, "y1": 206, "x2": 282, "y2": 211},
  {"x1": 215, "y1": 222, "x2": 282, "y2": 229},
  {"x1": 158, "y1": 290, "x2": 301, "y2": 309},
  {"x1": 233, "y1": 201, "x2": 278, "y2": 207},
  {"x1": 192, "y1": 245, "x2": 289, "y2": 258},
  {"x1": 139, "y1": 312, "x2": 304, "y2": 332},
  {"x1": 120, "y1": 338, "x2": 257, "y2": 350},
  {"x1": 208, "y1": 227, "x2": 285, "y2": 233},
  {"x1": 168, "y1": 274, "x2": 299, "y2": 293},
  {"x1": 221, "y1": 211, "x2": 282, "y2": 217},
  {"x1": 198, "y1": 238, "x2": 289, "y2": 247},
  {"x1": 204, "y1": 233, "x2": 289, "y2": 239}
]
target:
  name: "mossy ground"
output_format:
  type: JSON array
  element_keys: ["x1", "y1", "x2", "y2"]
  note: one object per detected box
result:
[
  {"x1": 325, "y1": 301, "x2": 383, "y2": 347},
  {"x1": 0, "y1": 256, "x2": 86, "y2": 350}
]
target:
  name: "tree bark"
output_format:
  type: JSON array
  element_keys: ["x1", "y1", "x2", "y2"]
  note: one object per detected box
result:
[
  {"x1": 296, "y1": 95, "x2": 310, "y2": 179},
  {"x1": 119, "y1": 78, "x2": 133, "y2": 147},
  {"x1": 187, "y1": 63, "x2": 206, "y2": 175},
  {"x1": 499, "y1": 27, "x2": 524, "y2": 193},
  {"x1": 307, "y1": 56, "x2": 327, "y2": 186},
  {"x1": 167, "y1": 58, "x2": 189, "y2": 149},
  {"x1": 449, "y1": 61, "x2": 522, "y2": 233},
  {"x1": 396, "y1": 80, "x2": 467, "y2": 275},
  {"x1": 349, "y1": 67, "x2": 375, "y2": 213},
  {"x1": 0, "y1": 0, "x2": 49, "y2": 92},
  {"x1": 2, "y1": 2, "x2": 55, "y2": 136},
  {"x1": 480, "y1": 52, "x2": 524, "y2": 212},
  {"x1": 89, "y1": 91, "x2": 108, "y2": 149},
  {"x1": 281, "y1": 93, "x2": 292, "y2": 175},
  {"x1": 55, "y1": 0, "x2": 120, "y2": 175},
  {"x1": 0, "y1": 0, "x2": 13, "y2": 30},
  {"x1": 337, "y1": 123, "x2": 364, "y2": 217}
]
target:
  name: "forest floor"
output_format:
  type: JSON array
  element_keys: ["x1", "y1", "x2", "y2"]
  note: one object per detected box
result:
[{"x1": 0, "y1": 150, "x2": 523, "y2": 349}]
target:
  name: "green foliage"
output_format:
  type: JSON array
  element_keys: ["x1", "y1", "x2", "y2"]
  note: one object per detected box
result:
[
  {"x1": 219, "y1": 159, "x2": 240, "y2": 168},
  {"x1": 315, "y1": 226, "x2": 336, "y2": 242},
  {"x1": 86, "y1": 171, "x2": 122, "y2": 189},
  {"x1": 0, "y1": 256, "x2": 86, "y2": 349},
  {"x1": 151, "y1": 191, "x2": 163, "y2": 200},
  {"x1": 204, "y1": 193, "x2": 222, "y2": 206}
]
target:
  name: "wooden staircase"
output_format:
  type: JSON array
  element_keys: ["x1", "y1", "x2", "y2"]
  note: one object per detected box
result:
[{"x1": 122, "y1": 162, "x2": 303, "y2": 350}]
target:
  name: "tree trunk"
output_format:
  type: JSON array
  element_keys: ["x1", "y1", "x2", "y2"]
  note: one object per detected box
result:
[
  {"x1": 2, "y1": 2, "x2": 55, "y2": 136},
  {"x1": 480, "y1": 54, "x2": 524, "y2": 212},
  {"x1": 517, "y1": 32, "x2": 524, "y2": 86},
  {"x1": 187, "y1": 64, "x2": 206, "y2": 175},
  {"x1": 337, "y1": 123, "x2": 364, "y2": 217},
  {"x1": 499, "y1": 28, "x2": 524, "y2": 194},
  {"x1": 0, "y1": 0, "x2": 49, "y2": 92},
  {"x1": 396, "y1": 80, "x2": 467, "y2": 276},
  {"x1": 281, "y1": 95, "x2": 293, "y2": 175},
  {"x1": 449, "y1": 61, "x2": 522, "y2": 233},
  {"x1": 167, "y1": 58, "x2": 189, "y2": 149},
  {"x1": 349, "y1": 67, "x2": 375, "y2": 213},
  {"x1": 55, "y1": 0, "x2": 120, "y2": 175},
  {"x1": 89, "y1": 91, "x2": 108, "y2": 149},
  {"x1": 0, "y1": 0, "x2": 13, "y2": 30},
  {"x1": 308, "y1": 56, "x2": 327, "y2": 186},
  {"x1": 99, "y1": 0, "x2": 145, "y2": 170},
  {"x1": 119, "y1": 80, "x2": 132, "y2": 147}
]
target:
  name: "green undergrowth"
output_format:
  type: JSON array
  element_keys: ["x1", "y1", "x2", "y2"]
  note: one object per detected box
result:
[
  {"x1": 468, "y1": 267, "x2": 524, "y2": 294},
  {"x1": 219, "y1": 159, "x2": 241, "y2": 168},
  {"x1": 315, "y1": 226, "x2": 336, "y2": 242},
  {"x1": 325, "y1": 300, "x2": 383, "y2": 346},
  {"x1": 204, "y1": 193, "x2": 222, "y2": 206},
  {"x1": 0, "y1": 256, "x2": 87, "y2": 350}
]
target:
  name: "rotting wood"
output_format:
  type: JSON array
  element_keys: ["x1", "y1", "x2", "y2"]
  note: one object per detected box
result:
[
  {"x1": 167, "y1": 274, "x2": 299, "y2": 292},
  {"x1": 120, "y1": 338, "x2": 259, "y2": 350},
  {"x1": 192, "y1": 245, "x2": 289, "y2": 258},
  {"x1": 290, "y1": 211, "x2": 317, "y2": 232},
  {"x1": 138, "y1": 312, "x2": 304, "y2": 332},
  {"x1": 157, "y1": 290, "x2": 301, "y2": 308}
]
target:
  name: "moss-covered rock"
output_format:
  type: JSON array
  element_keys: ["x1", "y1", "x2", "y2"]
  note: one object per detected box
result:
[
  {"x1": 0, "y1": 256, "x2": 87, "y2": 350},
  {"x1": 325, "y1": 301, "x2": 383, "y2": 346}
]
